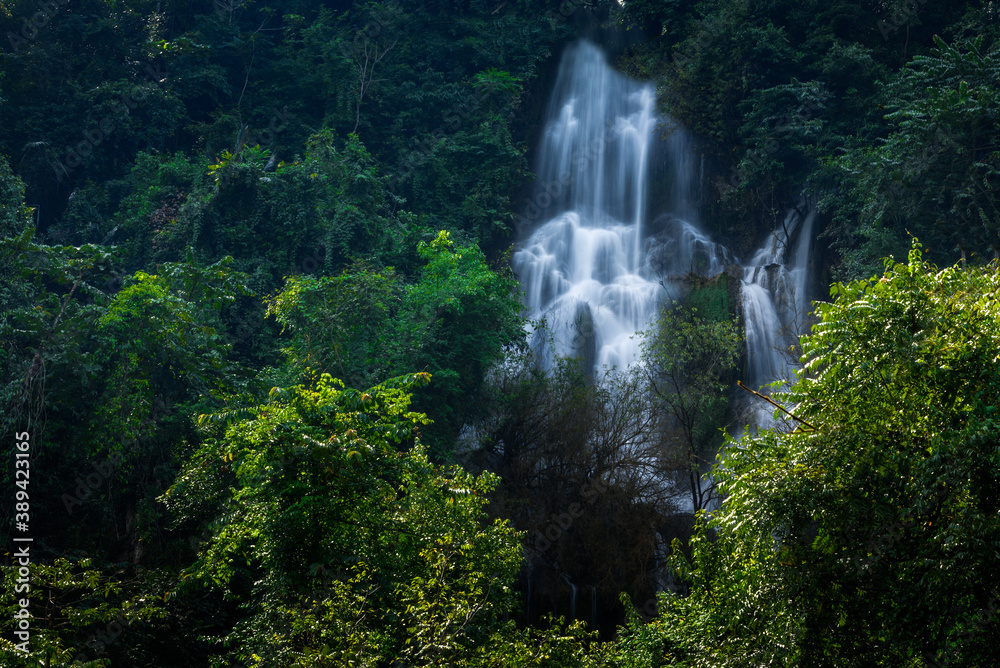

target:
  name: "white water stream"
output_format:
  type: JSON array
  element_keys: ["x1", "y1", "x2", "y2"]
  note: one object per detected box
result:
[
  {"x1": 512, "y1": 41, "x2": 662, "y2": 372},
  {"x1": 513, "y1": 40, "x2": 813, "y2": 420},
  {"x1": 740, "y1": 202, "x2": 815, "y2": 425}
]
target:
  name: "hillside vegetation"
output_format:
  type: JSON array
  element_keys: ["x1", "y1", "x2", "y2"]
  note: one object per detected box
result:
[{"x1": 1, "y1": 0, "x2": 998, "y2": 665}]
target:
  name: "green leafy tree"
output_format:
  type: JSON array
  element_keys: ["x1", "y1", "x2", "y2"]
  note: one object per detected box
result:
[
  {"x1": 266, "y1": 263, "x2": 404, "y2": 388},
  {"x1": 0, "y1": 155, "x2": 37, "y2": 420},
  {"x1": 161, "y1": 371, "x2": 566, "y2": 667},
  {"x1": 268, "y1": 230, "x2": 525, "y2": 455},
  {"x1": 0, "y1": 237, "x2": 119, "y2": 440},
  {"x1": 640, "y1": 298, "x2": 742, "y2": 513},
  {"x1": 824, "y1": 34, "x2": 1000, "y2": 276},
  {"x1": 620, "y1": 245, "x2": 1000, "y2": 667},
  {"x1": 304, "y1": 129, "x2": 412, "y2": 272},
  {"x1": 0, "y1": 155, "x2": 31, "y2": 240},
  {"x1": 0, "y1": 557, "x2": 165, "y2": 667},
  {"x1": 90, "y1": 256, "x2": 251, "y2": 457},
  {"x1": 0, "y1": 244, "x2": 251, "y2": 567},
  {"x1": 405, "y1": 231, "x2": 526, "y2": 433}
]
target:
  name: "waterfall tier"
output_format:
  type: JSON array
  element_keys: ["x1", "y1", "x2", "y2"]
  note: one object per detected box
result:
[
  {"x1": 741, "y1": 202, "x2": 815, "y2": 391},
  {"x1": 513, "y1": 41, "x2": 665, "y2": 372},
  {"x1": 514, "y1": 40, "x2": 814, "y2": 421}
]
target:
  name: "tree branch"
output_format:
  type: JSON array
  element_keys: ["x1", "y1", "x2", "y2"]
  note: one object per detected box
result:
[{"x1": 736, "y1": 380, "x2": 819, "y2": 431}]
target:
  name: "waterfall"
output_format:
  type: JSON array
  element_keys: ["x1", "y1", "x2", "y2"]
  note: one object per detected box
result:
[
  {"x1": 512, "y1": 41, "x2": 667, "y2": 373},
  {"x1": 561, "y1": 572, "x2": 578, "y2": 620},
  {"x1": 513, "y1": 39, "x2": 814, "y2": 424},
  {"x1": 740, "y1": 201, "x2": 815, "y2": 427}
]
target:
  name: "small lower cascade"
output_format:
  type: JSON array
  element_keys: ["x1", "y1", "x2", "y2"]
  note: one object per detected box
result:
[
  {"x1": 740, "y1": 201, "x2": 816, "y2": 427},
  {"x1": 561, "y1": 572, "x2": 578, "y2": 620}
]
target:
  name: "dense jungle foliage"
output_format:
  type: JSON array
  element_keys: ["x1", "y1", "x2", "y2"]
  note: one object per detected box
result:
[{"x1": 1, "y1": 0, "x2": 999, "y2": 664}]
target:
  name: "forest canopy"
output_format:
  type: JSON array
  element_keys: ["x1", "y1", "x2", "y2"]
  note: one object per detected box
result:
[{"x1": 2, "y1": 0, "x2": 999, "y2": 665}]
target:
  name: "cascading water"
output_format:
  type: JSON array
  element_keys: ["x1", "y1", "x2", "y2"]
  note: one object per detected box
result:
[
  {"x1": 514, "y1": 39, "x2": 814, "y2": 424},
  {"x1": 740, "y1": 201, "x2": 815, "y2": 426},
  {"x1": 513, "y1": 41, "x2": 672, "y2": 372}
]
